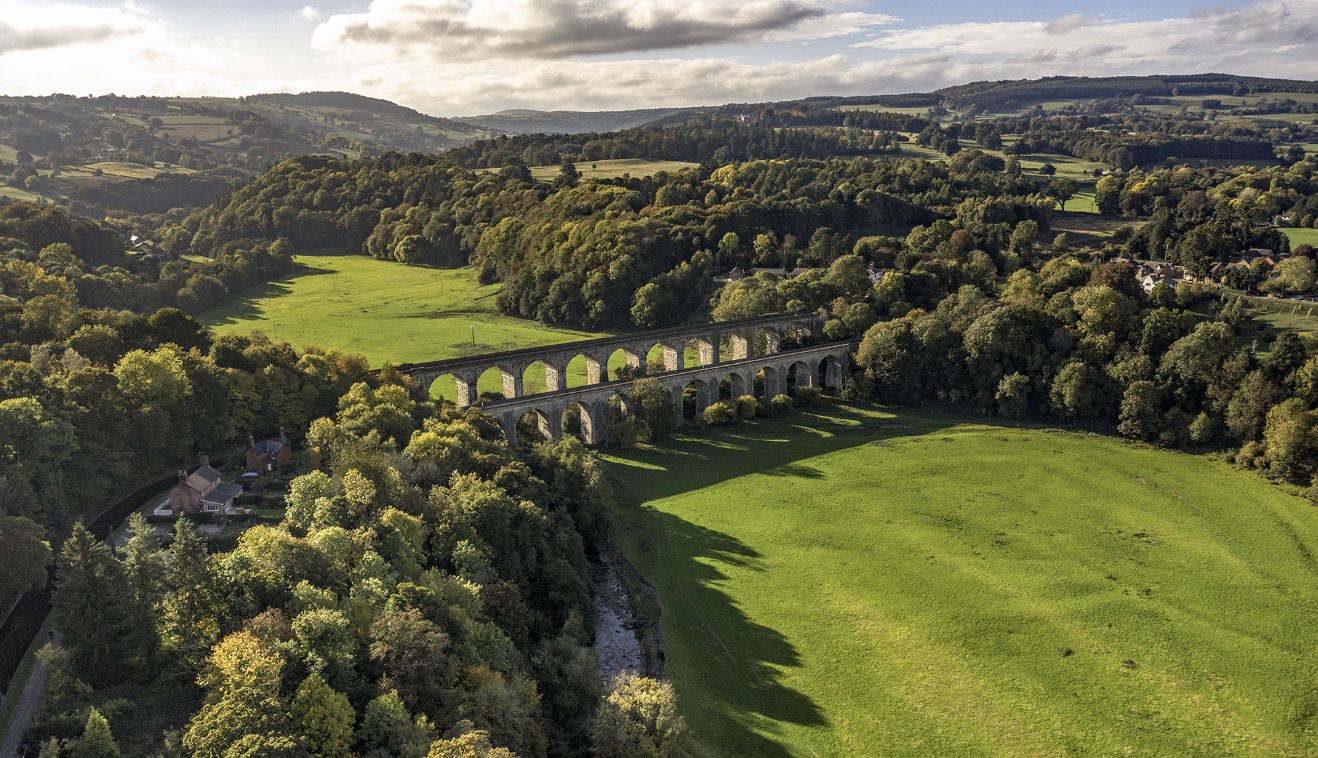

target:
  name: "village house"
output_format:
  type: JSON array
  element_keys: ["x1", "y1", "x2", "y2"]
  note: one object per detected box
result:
[
  {"x1": 1142, "y1": 272, "x2": 1182, "y2": 294},
  {"x1": 166, "y1": 455, "x2": 243, "y2": 516},
  {"x1": 246, "y1": 433, "x2": 293, "y2": 474}
]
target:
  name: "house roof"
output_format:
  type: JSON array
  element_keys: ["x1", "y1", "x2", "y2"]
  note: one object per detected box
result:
[
  {"x1": 184, "y1": 465, "x2": 222, "y2": 493},
  {"x1": 201, "y1": 482, "x2": 243, "y2": 507},
  {"x1": 251, "y1": 438, "x2": 286, "y2": 455}
]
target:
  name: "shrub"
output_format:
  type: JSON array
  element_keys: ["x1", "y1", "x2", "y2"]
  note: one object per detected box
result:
[
  {"x1": 735, "y1": 395, "x2": 758, "y2": 420},
  {"x1": 795, "y1": 386, "x2": 822, "y2": 407},
  {"x1": 702, "y1": 401, "x2": 737, "y2": 426},
  {"x1": 755, "y1": 399, "x2": 772, "y2": 417},
  {"x1": 841, "y1": 369, "x2": 874, "y2": 401},
  {"x1": 770, "y1": 394, "x2": 794, "y2": 415},
  {"x1": 1236, "y1": 439, "x2": 1266, "y2": 469}
]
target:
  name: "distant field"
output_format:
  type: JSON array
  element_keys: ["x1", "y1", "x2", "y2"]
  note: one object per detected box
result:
[
  {"x1": 527, "y1": 158, "x2": 698, "y2": 180},
  {"x1": 607, "y1": 404, "x2": 1318, "y2": 757},
  {"x1": 77, "y1": 161, "x2": 193, "y2": 179},
  {"x1": 199, "y1": 253, "x2": 609, "y2": 397},
  {"x1": 1282, "y1": 227, "x2": 1318, "y2": 247},
  {"x1": 157, "y1": 114, "x2": 229, "y2": 125},
  {"x1": 839, "y1": 105, "x2": 932, "y2": 116}
]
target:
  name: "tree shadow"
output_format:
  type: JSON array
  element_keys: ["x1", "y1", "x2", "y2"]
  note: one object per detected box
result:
[
  {"x1": 197, "y1": 258, "x2": 334, "y2": 326},
  {"x1": 607, "y1": 403, "x2": 964, "y2": 755},
  {"x1": 621, "y1": 507, "x2": 822, "y2": 757}
]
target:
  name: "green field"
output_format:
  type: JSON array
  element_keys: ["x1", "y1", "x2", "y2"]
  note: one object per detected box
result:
[
  {"x1": 606, "y1": 404, "x2": 1318, "y2": 757},
  {"x1": 199, "y1": 253, "x2": 609, "y2": 396},
  {"x1": 1283, "y1": 227, "x2": 1318, "y2": 248},
  {"x1": 525, "y1": 158, "x2": 698, "y2": 180}
]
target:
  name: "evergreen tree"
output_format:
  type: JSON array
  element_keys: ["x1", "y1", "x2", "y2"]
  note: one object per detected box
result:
[
  {"x1": 77, "y1": 708, "x2": 120, "y2": 758},
  {"x1": 120, "y1": 512, "x2": 165, "y2": 667},
  {"x1": 51, "y1": 524, "x2": 139, "y2": 684},
  {"x1": 159, "y1": 519, "x2": 226, "y2": 670}
]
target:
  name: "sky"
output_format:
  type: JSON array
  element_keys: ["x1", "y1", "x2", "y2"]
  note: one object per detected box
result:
[{"x1": 0, "y1": 0, "x2": 1315, "y2": 116}]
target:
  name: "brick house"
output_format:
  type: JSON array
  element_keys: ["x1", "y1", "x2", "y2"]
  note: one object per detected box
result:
[
  {"x1": 245, "y1": 433, "x2": 293, "y2": 474},
  {"x1": 168, "y1": 455, "x2": 243, "y2": 515}
]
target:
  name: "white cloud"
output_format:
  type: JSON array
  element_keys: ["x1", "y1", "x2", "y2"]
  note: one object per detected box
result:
[
  {"x1": 298, "y1": 5, "x2": 323, "y2": 22},
  {"x1": 0, "y1": 1, "x2": 146, "y2": 55},
  {"x1": 0, "y1": 1, "x2": 299, "y2": 97},
  {"x1": 312, "y1": 0, "x2": 893, "y2": 60},
  {"x1": 856, "y1": 2, "x2": 1318, "y2": 73}
]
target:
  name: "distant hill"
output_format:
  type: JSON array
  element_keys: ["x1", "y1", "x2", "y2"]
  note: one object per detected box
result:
[
  {"x1": 827, "y1": 73, "x2": 1318, "y2": 114},
  {"x1": 242, "y1": 91, "x2": 499, "y2": 150},
  {"x1": 0, "y1": 91, "x2": 501, "y2": 214},
  {"x1": 458, "y1": 107, "x2": 711, "y2": 135}
]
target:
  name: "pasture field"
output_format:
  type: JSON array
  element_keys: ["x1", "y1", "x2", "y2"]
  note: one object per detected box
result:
[
  {"x1": 526, "y1": 158, "x2": 699, "y2": 180},
  {"x1": 198, "y1": 253, "x2": 610, "y2": 397},
  {"x1": 76, "y1": 161, "x2": 194, "y2": 179},
  {"x1": 1282, "y1": 227, "x2": 1318, "y2": 248},
  {"x1": 606, "y1": 404, "x2": 1318, "y2": 757}
]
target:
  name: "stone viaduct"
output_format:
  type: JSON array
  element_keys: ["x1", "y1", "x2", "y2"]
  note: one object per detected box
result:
[
  {"x1": 396, "y1": 311, "x2": 828, "y2": 406},
  {"x1": 394, "y1": 312, "x2": 855, "y2": 447},
  {"x1": 477, "y1": 341, "x2": 854, "y2": 447}
]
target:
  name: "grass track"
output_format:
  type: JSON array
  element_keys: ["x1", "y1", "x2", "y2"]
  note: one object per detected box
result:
[{"x1": 606, "y1": 404, "x2": 1318, "y2": 757}]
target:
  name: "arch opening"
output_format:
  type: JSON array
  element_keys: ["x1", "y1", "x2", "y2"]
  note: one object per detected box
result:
[
  {"x1": 607, "y1": 347, "x2": 644, "y2": 382},
  {"x1": 514, "y1": 408, "x2": 554, "y2": 449},
  {"x1": 755, "y1": 366, "x2": 781, "y2": 399},
  {"x1": 782, "y1": 324, "x2": 814, "y2": 350},
  {"x1": 561, "y1": 400, "x2": 597, "y2": 445},
  {"x1": 684, "y1": 336, "x2": 716, "y2": 367},
  {"x1": 646, "y1": 342, "x2": 682, "y2": 373},
  {"x1": 818, "y1": 355, "x2": 844, "y2": 393},
  {"x1": 719, "y1": 371, "x2": 748, "y2": 401},
  {"x1": 682, "y1": 379, "x2": 712, "y2": 421},
  {"x1": 475, "y1": 365, "x2": 515, "y2": 402},
  {"x1": 786, "y1": 360, "x2": 814, "y2": 393},
  {"x1": 564, "y1": 354, "x2": 591, "y2": 389}
]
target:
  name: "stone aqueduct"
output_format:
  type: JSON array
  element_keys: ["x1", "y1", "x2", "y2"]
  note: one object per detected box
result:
[{"x1": 396, "y1": 312, "x2": 856, "y2": 447}]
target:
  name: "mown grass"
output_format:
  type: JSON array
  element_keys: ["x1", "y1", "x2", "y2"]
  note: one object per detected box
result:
[
  {"x1": 198, "y1": 253, "x2": 607, "y2": 397},
  {"x1": 605, "y1": 404, "x2": 1318, "y2": 757}
]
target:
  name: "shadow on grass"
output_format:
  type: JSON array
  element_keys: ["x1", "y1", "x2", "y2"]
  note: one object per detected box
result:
[
  {"x1": 198, "y1": 258, "x2": 334, "y2": 327},
  {"x1": 608, "y1": 402, "x2": 960, "y2": 755}
]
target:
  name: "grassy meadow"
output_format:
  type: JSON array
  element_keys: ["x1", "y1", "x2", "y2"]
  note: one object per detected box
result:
[
  {"x1": 605, "y1": 404, "x2": 1318, "y2": 757},
  {"x1": 525, "y1": 158, "x2": 698, "y2": 180},
  {"x1": 198, "y1": 253, "x2": 611, "y2": 397},
  {"x1": 1282, "y1": 227, "x2": 1318, "y2": 248}
]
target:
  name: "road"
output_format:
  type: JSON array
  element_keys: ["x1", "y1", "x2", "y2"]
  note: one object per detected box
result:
[{"x1": 0, "y1": 631, "x2": 58, "y2": 758}]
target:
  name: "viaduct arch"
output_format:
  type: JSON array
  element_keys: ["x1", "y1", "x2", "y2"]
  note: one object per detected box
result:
[{"x1": 395, "y1": 311, "x2": 826, "y2": 407}]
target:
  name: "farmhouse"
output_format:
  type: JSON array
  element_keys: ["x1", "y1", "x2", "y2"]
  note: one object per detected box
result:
[
  {"x1": 246, "y1": 433, "x2": 293, "y2": 473},
  {"x1": 167, "y1": 456, "x2": 243, "y2": 515}
]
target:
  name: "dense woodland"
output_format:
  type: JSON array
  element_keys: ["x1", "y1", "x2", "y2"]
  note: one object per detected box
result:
[{"x1": 2, "y1": 74, "x2": 1318, "y2": 757}]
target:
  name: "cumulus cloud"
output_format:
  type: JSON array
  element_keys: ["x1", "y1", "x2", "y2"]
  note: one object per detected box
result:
[
  {"x1": 0, "y1": 2, "x2": 146, "y2": 56},
  {"x1": 312, "y1": 0, "x2": 894, "y2": 60},
  {"x1": 298, "y1": 5, "x2": 323, "y2": 22}
]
